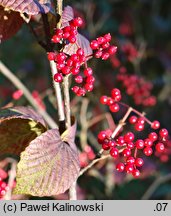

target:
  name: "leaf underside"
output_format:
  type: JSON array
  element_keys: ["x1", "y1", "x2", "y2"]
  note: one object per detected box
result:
[
  {"x1": 14, "y1": 127, "x2": 80, "y2": 196},
  {"x1": 0, "y1": 106, "x2": 47, "y2": 156}
]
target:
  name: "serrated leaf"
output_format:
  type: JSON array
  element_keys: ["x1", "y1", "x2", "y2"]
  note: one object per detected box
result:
[
  {"x1": 0, "y1": 5, "x2": 23, "y2": 42},
  {"x1": 0, "y1": 106, "x2": 47, "y2": 156},
  {"x1": 63, "y1": 33, "x2": 92, "y2": 56},
  {"x1": 0, "y1": 0, "x2": 51, "y2": 15},
  {"x1": 14, "y1": 122, "x2": 80, "y2": 196}
]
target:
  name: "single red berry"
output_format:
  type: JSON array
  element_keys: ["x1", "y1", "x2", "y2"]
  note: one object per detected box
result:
[
  {"x1": 127, "y1": 142, "x2": 134, "y2": 149},
  {"x1": 108, "y1": 46, "x2": 117, "y2": 55},
  {"x1": 72, "y1": 86, "x2": 79, "y2": 94},
  {"x1": 135, "y1": 139, "x2": 144, "y2": 149},
  {"x1": 55, "y1": 29, "x2": 63, "y2": 37},
  {"x1": 102, "y1": 142, "x2": 110, "y2": 150},
  {"x1": 110, "y1": 148, "x2": 119, "y2": 158},
  {"x1": 66, "y1": 59, "x2": 73, "y2": 67},
  {"x1": 77, "y1": 48, "x2": 84, "y2": 56},
  {"x1": 144, "y1": 138, "x2": 153, "y2": 147},
  {"x1": 72, "y1": 17, "x2": 83, "y2": 27},
  {"x1": 114, "y1": 94, "x2": 121, "y2": 102},
  {"x1": 84, "y1": 67, "x2": 93, "y2": 76},
  {"x1": 63, "y1": 26, "x2": 71, "y2": 33},
  {"x1": 97, "y1": 37, "x2": 105, "y2": 45},
  {"x1": 104, "y1": 33, "x2": 112, "y2": 42},
  {"x1": 108, "y1": 140, "x2": 116, "y2": 148},
  {"x1": 97, "y1": 131, "x2": 106, "y2": 142},
  {"x1": 122, "y1": 148, "x2": 131, "y2": 157},
  {"x1": 109, "y1": 103, "x2": 120, "y2": 112},
  {"x1": 124, "y1": 132, "x2": 135, "y2": 143},
  {"x1": 68, "y1": 35, "x2": 76, "y2": 43},
  {"x1": 159, "y1": 128, "x2": 168, "y2": 138},
  {"x1": 47, "y1": 52, "x2": 56, "y2": 61},
  {"x1": 84, "y1": 83, "x2": 94, "y2": 92},
  {"x1": 51, "y1": 35, "x2": 61, "y2": 43},
  {"x1": 71, "y1": 67, "x2": 80, "y2": 75},
  {"x1": 125, "y1": 164, "x2": 134, "y2": 173},
  {"x1": 54, "y1": 73, "x2": 63, "y2": 83},
  {"x1": 75, "y1": 75, "x2": 83, "y2": 84},
  {"x1": 151, "y1": 120, "x2": 160, "y2": 129},
  {"x1": 143, "y1": 147, "x2": 153, "y2": 156},
  {"x1": 129, "y1": 116, "x2": 137, "y2": 124},
  {"x1": 132, "y1": 169, "x2": 140, "y2": 178},
  {"x1": 71, "y1": 54, "x2": 79, "y2": 62},
  {"x1": 137, "y1": 117, "x2": 145, "y2": 125},
  {"x1": 62, "y1": 66, "x2": 70, "y2": 75},
  {"x1": 135, "y1": 158, "x2": 144, "y2": 167},
  {"x1": 100, "y1": 96, "x2": 108, "y2": 105},
  {"x1": 111, "y1": 88, "x2": 121, "y2": 98},
  {"x1": 126, "y1": 156, "x2": 135, "y2": 164},
  {"x1": 116, "y1": 136, "x2": 125, "y2": 146},
  {"x1": 107, "y1": 97, "x2": 114, "y2": 106},
  {"x1": 102, "y1": 42, "x2": 110, "y2": 49},
  {"x1": 148, "y1": 132, "x2": 158, "y2": 142},
  {"x1": 55, "y1": 53, "x2": 67, "y2": 63},
  {"x1": 135, "y1": 123, "x2": 144, "y2": 131},
  {"x1": 86, "y1": 75, "x2": 95, "y2": 84},
  {"x1": 63, "y1": 31, "x2": 70, "y2": 39},
  {"x1": 116, "y1": 163, "x2": 125, "y2": 172},
  {"x1": 90, "y1": 40, "x2": 99, "y2": 49},
  {"x1": 101, "y1": 52, "x2": 110, "y2": 60},
  {"x1": 95, "y1": 50, "x2": 102, "y2": 58},
  {"x1": 57, "y1": 63, "x2": 65, "y2": 70},
  {"x1": 155, "y1": 143, "x2": 165, "y2": 153},
  {"x1": 77, "y1": 88, "x2": 86, "y2": 96}
]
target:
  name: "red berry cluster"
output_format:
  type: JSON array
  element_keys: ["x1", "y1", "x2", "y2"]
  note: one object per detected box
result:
[
  {"x1": 155, "y1": 138, "x2": 171, "y2": 163},
  {"x1": 79, "y1": 146, "x2": 95, "y2": 168},
  {"x1": 117, "y1": 68, "x2": 156, "y2": 107},
  {"x1": 100, "y1": 88, "x2": 121, "y2": 113},
  {"x1": 0, "y1": 169, "x2": 8, "y2": 199},
  {"x1": 90, "y1": 33, "x2": 117, "y2": 60},
  {"x1": 51, "y1": 17, "x2": 83, "y2": 44}
]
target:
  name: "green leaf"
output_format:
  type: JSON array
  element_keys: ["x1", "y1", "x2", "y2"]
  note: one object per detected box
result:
[
  {"x1": 0, "y1": 106, "x2": 47, "y2": 156},
  {"x1": 14, "y1": 122, "x2": 80, "y2": 196}
]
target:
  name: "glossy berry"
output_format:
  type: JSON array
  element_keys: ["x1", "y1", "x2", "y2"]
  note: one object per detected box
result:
[
  {"x1": 129, "y1": 116, "x2": 137, "y2": 124},
  {"x1": 134, "y1": 123, "x2": 144, "y2": 131},
  {"x1": 125, "y1": 164, "x2": 134, "y2": 173},
  {"x1": 148, "y1": 132, "x2": 158, "y2": 142},
  {"x1": 75, "y1": 75, "x2": 83, "y2": 84},
  {"x1": 159, "y1": 128, "x2": 168, "y2": 138},
  {"x1": 143, "y1": 147, "x2": 153, "y2": 156},
  {"x1": 116, "y1": 163, "x2": 125, "y2": 172},
  {"x1": 135, "y1": 139, "x2": 144, "y2": 149},
  {"x1": 100, "y1": 96, "x2": 108, "y2": 105},
  {"x1": 90, "y1": 40, "x2": 99, "y2": 49},
  {"x1": 109, "y1": 103, "x2": 120, "y2": 112},
  {"x1": 135, "y1": 158, "x2": 144, "y2": 167},
  {"x1": 122, "y1": 148, "x2": 131, "y2": 157},
  {"x1": 102, "y1": 143, "x2": 110, "y2": 150},
  {"x1": 155, "y1": 143, "x2": 165, "y2": 153},
  {"x1": 124, "y1": 132, "x2": 135, "y2": 143},
  {"x1": 151, "y1": 120, "x2": 160, "y2": 129},
  {"x1": 108, "y1": 46, "x2": 117, "y2": 55},
  {"x1": 54, "y1": 73, "x2": 63, "y2": 83},
  {"x1": 132, "y1": 169, "x2": 140, "y2": 178},
  {"x1": 111, "y1": 88, "x2": 121, "y2": 98},
  {"x1": 108, "y1": 140, "x2": 116, "y2": 148},
  {"x1": 72, "y1": 17, "x2": 83, "y2": 27},
  {"x1": 110, "y1": 148, "x2": 119, "y2": 158},
  {"x1": 97, "y1": 131, "x2": 106, "y2": 142},
  {"x1": 117, "y1": 136, "x2": 125, "y2": 146},
  {"x1": 47, "y1": 52, "x2": 56, "y2": 61},
  {"x1": 126, "y1": 156, "x2": 135, "y2": 164},
  {"x1": 84, "y1": 68, "x2": 93, "y2": 76},
  {"x1": 144, "y1": 138, "x2": 153, "y2": 147}
]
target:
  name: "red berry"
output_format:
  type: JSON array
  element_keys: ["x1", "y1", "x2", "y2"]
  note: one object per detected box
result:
[
  {"x1": 135, "y1": 139, "x2": 144, "y2": 149},
  {"x1": 122, "y1": 148, "x2": 131, "y2": 157},
  {"x1": 97, "y1": 37, "x2": 105, "y2": 45},
  {"x1": 84, "y1": 83, "x2": 94, "y2": 92},
  {"x1": 127, "y1": 142, "x2": 134, "y2": 149},
  {"x1": 51, "y1": 35, "x2": 61, "y2": 43},
  {"x1": 54, "y1": 73, "x2": 63, "y2": 83},
  {"x1": 75, "y1": 75, "x2": 83, "y2": 84},
  {"x1": 72, "y1": 86, "x2": 79, "y2": 94},
  {"x1": 129, "y1": 116, "x2": 137, "y2": 124},
  {"x1": 132, "y1": 169, "x2": 140, "y2": 178},
  {"x1": 77, "y1": 88, "x2": 86, "y2": 96},
  {"x1": 101, "y1": 52, "x2": 110, "y2": 60},
  {"x1": 71, "y1": 67, "x2": 79, "y2": 75},
  {"x1": 116, "y1": 163, "x2": 125, "y2": 172},
  {"x1": 135, "y1": 123, "x2": 144, "y2": 131},
  {"x1": 126, "y1": 156, "x2": 135, "y2": 164},
  {"x1": 104, "y1": 33, "x2": 111, "y2": 42},
  {"x1": 125, "y1": 164, "x2": 134, "y2": 173},
  {"x1": 110, "y1": 148, "x2": 119, "y2": 158},
  {"x1": 72, "y1": 17, "x2": 83, "y2": 27},
  {"x1": 102, "y1": 42, "x2": 110, "y2": 49},
  {"x1": 116, "y1": 136, "x2": 125, "y2": 146},
  {"x1": 90, "y1": 40, "x2": 99, "y2": 49},
  {"x1": 148, "y1": 132, "x2": 158, "y2": 142},
  {"x1": 114, "y1": 94, "x2": 121, "y2": 102},
  {"x1": 155, "y1": 143, "x2": 165, "y2": 153},
  {"x1": 159, "y1": 128, "x2": 168, "y2": 138},
  {"x1": 62, "y1": 66, "x2": 70, "y2": 75},
  {"x1": 55, "y1": 29, "x2": 63, "y2": 37},
  {"x1": 109, "y1": 103, "x2": 120, "y2": 112},
  {"x1": 71, "y1": 54, "x2": 79, "y2": 62},
  {"x1": 137, "y1": 117, "x2": 145, "y2": 125},
  {"x1": 100, "y1": 96, "x2": 108, "y2": 105},
  {"x1": 151, "y1": 120, "x2": 160, "y2": 129},
  {"x1": 124, "y1": 132, "x2": 135, "y2": 143},
  {"x1": 84, "y1": 68, "x2": 93, "y2": 76},
  {"x1": 107, "y1": 97, "x2": 114, "y2": 106},
  {"x1": 68, "y1": 35, "x2": 76, "y2": 43},
  {"x1": 86, "y1": 75, "x2": 95, "y2": 84},
  {"x1": 143, "y1": 147, "x2": 153, "y2": 156},
  {"x1": 95, "y1": 50, "x2": 102, "y2": 58},
  {"x1": 111, "y1": 88, "x2": 121, "y2": 98},
  {"x1": 63, "y1": 31, "x2": 70, "y2": 39},
  {"x1": 97, "y1": 131, "x2": 106, "y2": 142},
  {"x1": 55, "y1": 53, "x2": 67, "y2": 63},
  {"x1": 102, "y1": 142, "x2": 110, "y2": 150},
  {"x1": 77, "y1": 48, "x2": 84, "y2": 56},
  {"x1": 144, "y1": 138, "x2": 153, "y2": 147},
  {"x1": 47, "y1": 52, "x2": 56, "y2": 61},
  {"x1": 66, "y1": 59, "x2": 73, "y2": 67},
  {"x1": 108, "y1": 140, "x2": 116, "y2": 148},
  {"x1": 135, "y1": 158, "x2": 144, "y2": 167},
  {"x1": 108, "y1": 46, "x2": 117, "y2": 55}
]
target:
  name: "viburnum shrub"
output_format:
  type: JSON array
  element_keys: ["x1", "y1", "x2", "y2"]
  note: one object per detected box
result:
[{"x1": 0, "y1": 0, "x2": 169, "y2": 200}]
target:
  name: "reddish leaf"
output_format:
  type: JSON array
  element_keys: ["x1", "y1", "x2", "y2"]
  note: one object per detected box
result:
[
  {"x1": 0, "y1": 106, "x2": 47, "y2": 156},
  {"x1": 14, "y1": 122, "x2": 80, "y2": 196},
  {"x1": 63, "y1": 33, "x2": 92, "y2": 56},
  {"x1": 62, "y1": 5, "x2": 74, "y2": 28},
  {"x1": 0, "y1": 0, "x2": 51, "y2": 15},
  {"x1": 0, "y1": 6, "x2": 23, "y2": 42}
]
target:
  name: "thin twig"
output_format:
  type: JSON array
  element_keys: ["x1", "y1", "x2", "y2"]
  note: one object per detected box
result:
[
  {"x1": 63, "y1": 75, "x2": 71, "y2": 128},
  {"x1": 0, "y1": 60, "x2": 57, "y2": 129},
  {"x1": 50, "y1": 61, "x2": 65, "y2": 122},
  {"x1": 141, "y1": 173, "x2": 171, "y2": 200}
]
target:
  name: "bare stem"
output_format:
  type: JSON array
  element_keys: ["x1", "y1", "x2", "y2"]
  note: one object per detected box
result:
[
  {"x1": 63, "y1": 75, "x2": 71, "y2": 128},
  {"x1": 50, "y1": 61, "x2": 65, "y2": 122},
  {"x1": 111, "y1": 107, "x2": 133, "y2": 138},
  {"x1": 0, "y1": 60, "x2": 57, "y2": 129},
  {"x1": 141, "y1": 173, "x2": 171, "y2": 200},
  {"x1": 56, "y1": 0, "x2": 63, "y2": 28}
]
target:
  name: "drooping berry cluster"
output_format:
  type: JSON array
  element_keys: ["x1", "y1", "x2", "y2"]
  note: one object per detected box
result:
[
  {"x1": 117, "y1": 68, "x2": 156, "y2": 107},
  {"x1": 51, "y1": 17, "x2": 83, "y2": 44},
  {"x1": 79, "y1": 146, "x2": 95, "y2": 168},
  {"x1": 90, "y1": 33, "x2": 117, "y2": 60},
  {"x1": 100, "y1": 88, "x2": 121, "y2": 113}
]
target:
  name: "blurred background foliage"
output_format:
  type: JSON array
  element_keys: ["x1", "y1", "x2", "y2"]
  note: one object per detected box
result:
[{"x1": 0, "y1": 0, "x2": 171, "y2": 200}]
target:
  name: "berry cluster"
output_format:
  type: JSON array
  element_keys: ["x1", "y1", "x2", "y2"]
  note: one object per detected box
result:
[
  {"x1": 90, "y1": 33, "x2": 117, "y2": 60},
  {"x1": 100, "y1": 88, "x2": 121, "y2": 113},
  {"x1": 79, "y1": 146, "x2": 95, "y2": 168},
  {"x1": 155, "y1": 139, "x2": 171, "y2": 163},
  {"x1": 117, "y1": 68, "x2": 156, "y2": 107},
  {"x1": 51, "y1": 17, "x2": 83, "y2": 44},
  {"x1": 0, "y1": 169, "x2": 8, "y2": 199}
]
